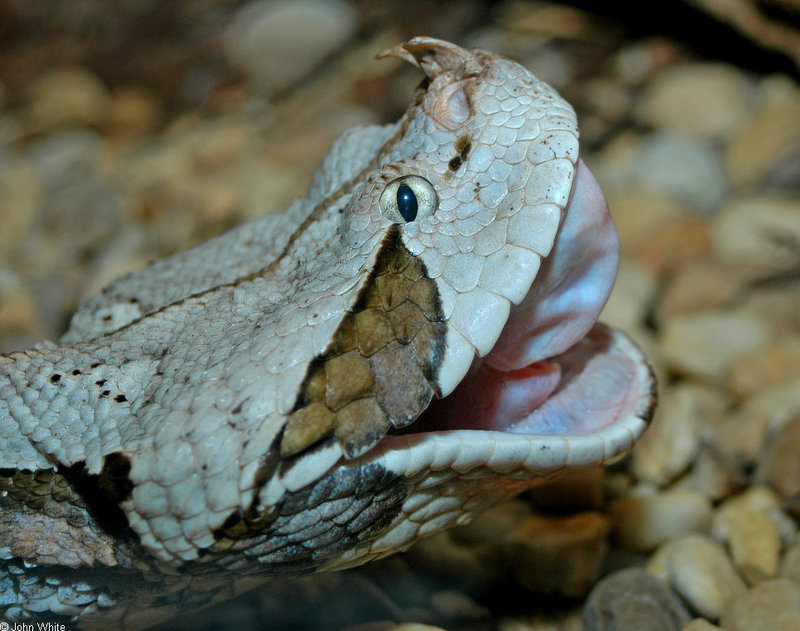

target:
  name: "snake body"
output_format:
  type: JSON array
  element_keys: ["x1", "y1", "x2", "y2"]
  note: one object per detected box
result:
[{"x1": 0, "y1": 38, "x2": 654, "y2": 628}]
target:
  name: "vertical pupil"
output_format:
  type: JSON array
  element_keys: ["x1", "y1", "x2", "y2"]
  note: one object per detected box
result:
[{"x1": 396, "y1": 183, "x2": 418, "y2": 222}]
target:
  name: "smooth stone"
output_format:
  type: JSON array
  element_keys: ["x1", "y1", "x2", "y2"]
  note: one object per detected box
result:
[
  {"x1": 659, "y1": 309, "x2": 771, "y2": 380},
  {"x1": 344, "y1": 625, "x2": 447, "y2": 631},
  {"x1": 25, "y1": 130, "x2": 123, "y2": 254},
  {"x1": 673, "y1": 446, "x2": 741, "y2": 502},
  {"x1": 504, "y1": 512, "x2": 610, "y2": 597},
  {"x1": 429, "y1": 590, "x2": 489, "y2": 620},
  {"x1": 223, "y1": 0, "x2": 357, "y2": 90},
  {"x1": 658, "y1": 261, "x2": 753, "y2": 320},
  {"x1": 630, "y1": 133, "x2": 727, "y2": 211},
  {"x1": 25, "y1": 67, "x2": 110, "y2": 132},
  {"x1": 529, "y1": 466, "x2": 606, "y2": 511},
  {"x1": 725, "y1": 75, "x2": 800, "y2": 189},
  {"x1": 728, "y1": 337, "x2": 800, "y2": 400},
  {"x1": 0, "y1": 155, "x2": 41, "y2": 249},
  {"x1": 632, "y1": 384, "x2": 726, "y2": 486},
  {"x1": 609, "y1": 488, "x2": 713, "y2": 552},
  {"x1": 605, "y1": 188, "x2": 684, "y2": 255},
  {"x1": 705, "y1": 404, "x2": 771, "y2": 467},
  {"x1": 600, "y1": 258, "x2": 658, "y2": 332},
  {"x1": 715, "y1": 485, "x2": 782, "y2": 515},
  {"x1": 637, "y1": 63, "x2": 751, "y2": 140},
  {"x1": 719, "y1": 579, "x2": 800, "y2": 631},
  {"x1": 583, "y1": 568, "x2": 691, "y2": 631},
  {"x1": 106, "y1": 86, "x2": 163, "y2": 143},
  {"x1": 711, "y1": 196, "x2": 800, "y2": 270},
  {"x1": 712, "y1": 506, "x2": 780, "y2": 584},
  {"x1": 590, "y1": 131, "x2": 727, "y2": 212},
  {"x1": 0, "y1": 269, "x2": 45, "y2": 354},
  {"x1": 781, "y1": 543, "x2": 800, "y2": 583},
  {"x1": 648, "y1": 535, "x2": 747, "y2": 620},
  {"x1": 615, "y1": 39, "x2": 683, "y2": 84},
  {"x1": 625, "y1": 214, "x2": 710, "y2": 276},
  {"x1": 682, "y1": 620, "x2": 722, "y2": 631},
  {"x1": 740, "y1": 286, "x2": 800, "y2": 340},
  {"x1": 758, "y1": 415, "x2": 800, "y2": 513}
]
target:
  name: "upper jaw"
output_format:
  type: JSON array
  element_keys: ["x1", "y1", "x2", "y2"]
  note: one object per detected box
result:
[{"x1": 364, "y1": 160, "x2": 654, "y2": 475}]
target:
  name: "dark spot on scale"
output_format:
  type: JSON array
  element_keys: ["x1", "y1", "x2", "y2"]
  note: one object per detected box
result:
[
  {"x1": 72, "y1": 369, "x2": 81, "y2": 376},
  {"x1": 101, "y1": 315, "x2": 112, "y2": 322},
  {"x1": 50, "y1": 374, "x2": 61, "y2": 384},
  {"x1": 95, "y1": 379, "x2": 106, "y2": 387},
  {"x1": 101, "y1": 390, "x2": 110, "y2": 398},
  {"x1": 455, "y1": 135, "x2": 471, "y2": 160},
  {"x1": 231, "y1": 401, "x2": 244, "y2": 415},
  {"x1": 448, "y1": 155, "x2": 462, "y2": 172},
  {"x1": 114, "y1": 394, "x2": 127, "y2": 403},
  {"x1": 90, "y1": 362, "x2": 101, "y2": 369},
  {"x1": 129, "y1": 297, "x2": 139, "y2": 304}
]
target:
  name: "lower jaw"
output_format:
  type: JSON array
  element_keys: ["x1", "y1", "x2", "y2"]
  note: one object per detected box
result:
[{"x1": 365, "y1": 323, "x2": 656, "y2": 477}]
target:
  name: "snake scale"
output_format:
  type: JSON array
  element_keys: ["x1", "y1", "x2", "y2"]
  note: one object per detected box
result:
[{"x1": 0, "y1": 37, "x2": 655, "y2": 628}]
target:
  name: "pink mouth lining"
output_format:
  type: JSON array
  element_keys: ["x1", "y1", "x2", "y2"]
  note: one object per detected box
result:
[
  {"x1": 393, "y1": 324, "x2": 644, "y2": 440},
  {"x1": 383, "y1": 159, "x2": 646, "y2": 445}
]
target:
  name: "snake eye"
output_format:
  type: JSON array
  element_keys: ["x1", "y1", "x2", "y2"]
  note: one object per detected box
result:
[{"x1": 380, "y1": 175, "x2": 437, "y2": 223}]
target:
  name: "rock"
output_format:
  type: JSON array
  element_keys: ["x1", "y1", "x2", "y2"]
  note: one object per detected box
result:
[
  {"x1": 631, "y1": 384, "x2": 726, "y2": 486},
  {"x1": 600, "y1": 258, "x2": 658, "y2": 333},
  {"x1": 529, "y1": 466, "x2": 606, "y2": 512},
  {"x1": 715, "y1": 485, "x2": 782, "y2": 515},
  {"x1": 637, "y1": 63, "x2": 751, "y2": 140},
  {"x1": 504, "y1": 512, "x2": 610, "y2": 597},
  {"x1": 0, "y1": 269, "x2": 45, "y2": 354},
  {"x1": 608, "y1": 488, "x2": 713, "y2": 551},
  {"x1": 615, "y1": 39, "x2": 684, "y2": 85},
  {"x1": 758, "y1": 415, "x2": 800, "y2": 513},
  {"x1": 591, "y1": 132, "x2": 727, "y2": 212},
  {"x1": 659, "y1": 309, "x2": 771, "y2": 380},
  {"x1": 744, "y1": 380, "x2": 800, "y2": 444},
  {"x1": 25, "y1": 67, "x2": 111, "y2": 132},
  {"x1": 430, "y1": 590, "x2": 489, "y2": 621},
  {"x1": 712, "y1": 506, "x2": 780, "y2": 585},
  {"x1": 649, "y1": 535, "x2": 747, "y2": 620},
  {"x1": 719, "y1": 578, "x2": 800, "y2": 631},
  {"x1": 344, "y1": 625, "x2": 447, "y2": 631},
  {"x1": 627, "y1": 214, "x2": 711, "y2": 277},
  {"x1": 106, "y1": 86, "x2": 163, "y2": 143},
  {"x1": 728, "y1": 337, "x2": 800, "y2": 400},
  {"x1": 25, "y1": 130, "x2": 123, "y2": 255},
  {"x1": 674, "y1": 446, "x2": 741, "y2": 502},
  {"x1": 658, "y1": 261, "x2": 752, "y2": 320},
  {"x1": 725, "y1": 75, "x2": 800, "y2": 189},
  {"x1": 781, "y1": 543, "x2": 800, "y2": 583},
  {"x1": 583, "y1": 568, "x2": 691, "y2": 631},
  {"x1": 606, "y1": 189, "x2": 683, "y2": 256},
  {"x1": 0, "y1": 155, "x2": 41, "y2": 249},
  {"x1": 710, "y1": 196, "x2": 800, "y2": 270},
  {"x1": 223, "y1": 0, "x2": 357, "y2": 91},
  {"x1": 682, "y1": 620, "x2": 722, "y2": 631},
  {"x1": 740, "y1": 285, "x2": 800, "y2": 340},
  {"x1": 631, "y1": 133, "x2": 727, "y2": 211}
]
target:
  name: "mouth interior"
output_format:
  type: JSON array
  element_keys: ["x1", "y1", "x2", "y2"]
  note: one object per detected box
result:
[
  {"x1": 392, "y1": 323, "x2": 643, "y2": 439},
  {"x1": 387, "y1": 159, "x2": 643, "y2": 443}
]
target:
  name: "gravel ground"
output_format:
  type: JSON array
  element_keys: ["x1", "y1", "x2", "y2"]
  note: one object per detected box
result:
[{"x1": 1, "y1": 2, "x2": 799, "y2": 630}]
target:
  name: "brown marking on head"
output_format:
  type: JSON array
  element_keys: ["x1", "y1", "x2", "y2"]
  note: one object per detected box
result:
[{"x1": 280, "y1": 226, "x2": 446, "y2": 459}]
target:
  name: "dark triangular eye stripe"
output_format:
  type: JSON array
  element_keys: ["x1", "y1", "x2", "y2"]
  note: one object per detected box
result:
[{"x1": 280, "y1": 225, "x2": 446, "y2": 459}]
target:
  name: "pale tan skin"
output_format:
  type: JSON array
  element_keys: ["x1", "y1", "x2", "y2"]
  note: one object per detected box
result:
[{"x1": 0, "y1": 38, "x2": 653, "y2": 628}]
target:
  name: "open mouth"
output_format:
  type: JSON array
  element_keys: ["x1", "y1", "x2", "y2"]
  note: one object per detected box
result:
[{"x1": 361, "y1": 159, "x2": 655, "y2": 474}]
